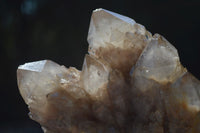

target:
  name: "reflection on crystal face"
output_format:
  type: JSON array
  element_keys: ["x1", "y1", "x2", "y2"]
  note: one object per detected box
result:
[
  {"x1": 17, "y1": 9, "x2": 200, "y2": 133},
  {"x1": 17, "y1": 60, "x2": 66, "y2": 112},
  {"x1": 18, "y1": 60, "x2": 47, "y2": 72}
]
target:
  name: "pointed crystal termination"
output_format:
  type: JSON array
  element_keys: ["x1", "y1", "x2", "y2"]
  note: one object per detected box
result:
[
  {"x1": 17, "y1": 60, "x2": 63, "y2": 108},
  {"x1": 132, "y1": 34, "x2": 187, "y2": 84},
  {"x1": 88, "y1": 8, "x2": 152, "y2": 75},
  {"x1": 81, "y1": 54, "x2": 110, "y2": 100},
  {"x1": 17, "y1": 8, "x2": 200, "y2": 133}
]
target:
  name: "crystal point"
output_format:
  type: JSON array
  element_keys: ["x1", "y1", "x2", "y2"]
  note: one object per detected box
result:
[
  {"x1": 17, "y1": 60, "x2": 66, "y2": 111},
  {"x1": 81, "y1": 54, "x2": 110, "y2": 100},
  {"x1": 95, "y1": 8, "x2": 136, "y2": 25},
  {"x1": 133, "y1": 35, "x2": 187, "y2": 83},
  {"x1": 17, "y1": 9, "x2": 200, "y2": 133}
]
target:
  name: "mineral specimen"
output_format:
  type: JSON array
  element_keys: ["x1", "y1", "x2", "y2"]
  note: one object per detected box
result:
[{"x1": 17, "y1": 9, "x2": 200, "y2": 133}]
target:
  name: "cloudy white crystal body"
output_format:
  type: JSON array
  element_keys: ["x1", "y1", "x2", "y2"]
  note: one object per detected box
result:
[
  {"x1": 17, "y1": 60, "x2": 65, "y2": 110},
  {"x1": 17, "y1": 8, "x2": 200, "y2": 133}
]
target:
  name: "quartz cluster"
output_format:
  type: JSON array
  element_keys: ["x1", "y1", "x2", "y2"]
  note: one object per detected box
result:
[{"x1": 17, "y1": 9, "x2": 200, "y2": 133}]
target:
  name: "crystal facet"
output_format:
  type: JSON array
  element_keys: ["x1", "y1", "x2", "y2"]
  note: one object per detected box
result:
[{"x1": 17, "y1": 9, "x2": 200, "y2": 133}]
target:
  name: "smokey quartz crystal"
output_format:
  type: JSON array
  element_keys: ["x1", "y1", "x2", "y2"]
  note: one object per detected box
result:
[{"x1": 17, "y1": 9, "x2": 200, "y2": 133}]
